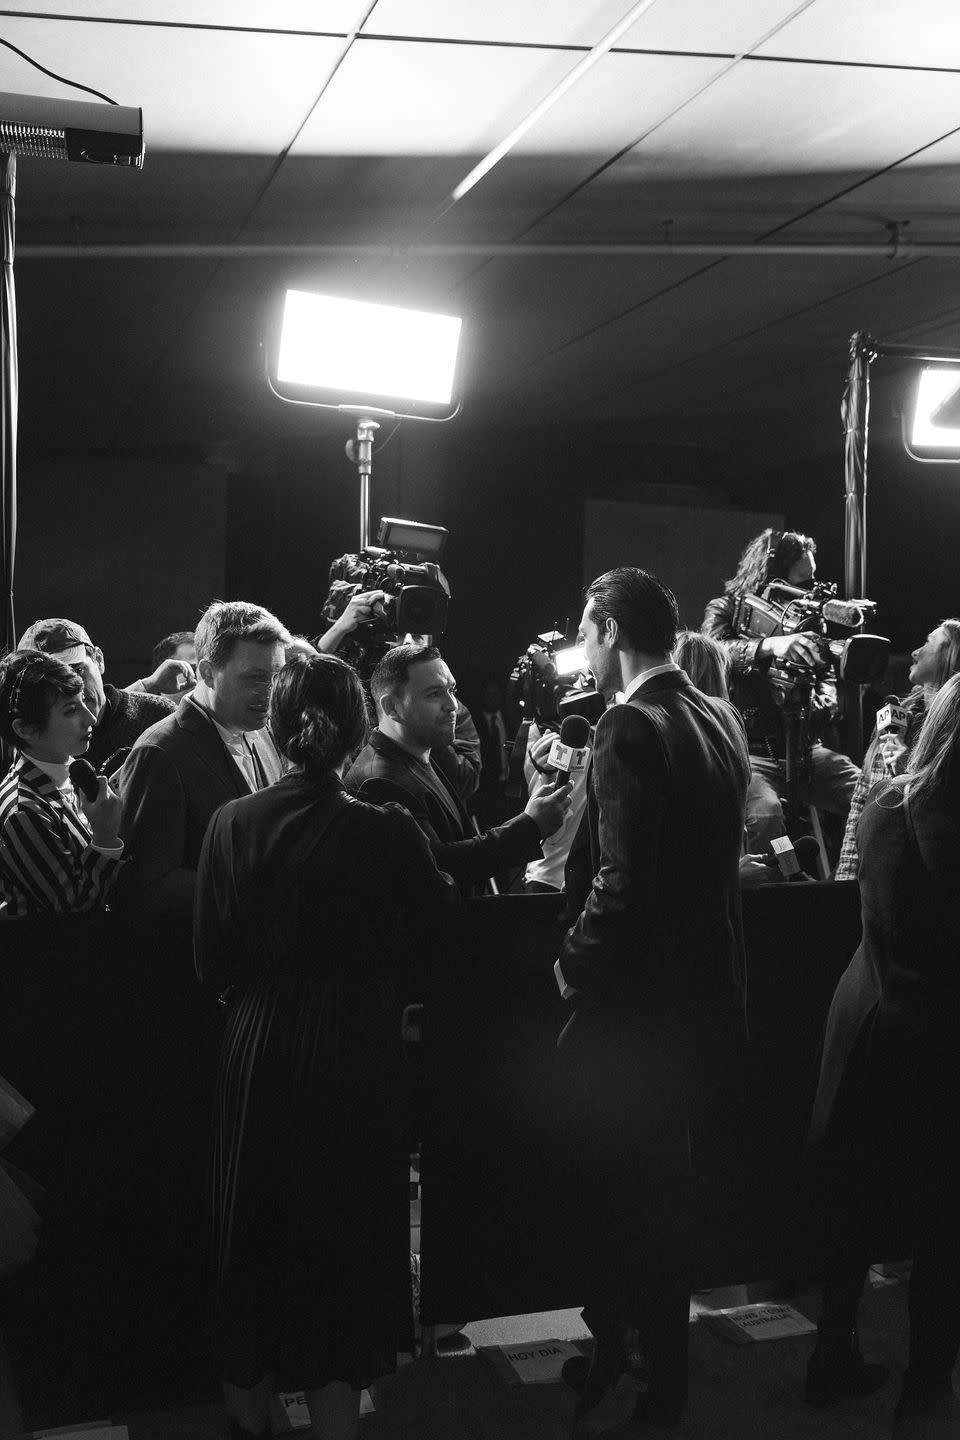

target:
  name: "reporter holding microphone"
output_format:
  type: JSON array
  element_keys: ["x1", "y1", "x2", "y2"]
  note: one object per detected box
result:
[
  {"x1": 835, "y1": 618, "x2": 960, "y2": 880},
  {"x1": 521, "y1": 712, "x2": 594, "y2": 894},
  {"x1": 0, "y1": 650, "x2": 125, "y2": 916}
]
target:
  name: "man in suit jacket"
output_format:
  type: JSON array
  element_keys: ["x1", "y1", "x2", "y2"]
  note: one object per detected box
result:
[
  {"x1": 119, "y1": 600, "x2": 289, "y2": 917},
  {"x1": 344, "y1": 643, "x2": 571, "y2": 896},
  {"x1": 556, "y1": 567, "x2": 750, "y2": 1432}
]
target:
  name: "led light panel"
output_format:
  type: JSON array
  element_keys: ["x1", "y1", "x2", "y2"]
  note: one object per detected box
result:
[{"x1": 273, "y1": 290, "x2": 462, "y2": 420}]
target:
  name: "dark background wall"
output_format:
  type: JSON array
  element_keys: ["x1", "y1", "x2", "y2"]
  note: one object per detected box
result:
[{"x1": 16, "y1": 454, "x2": 227, "y2": 688}]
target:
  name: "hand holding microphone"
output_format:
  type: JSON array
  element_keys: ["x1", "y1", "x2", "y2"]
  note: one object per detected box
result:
[
  {"x1": 70, "y1": 758, "x2": 123, "y2": 847},
  {"x1": 876, "y1": 694, "x2": 909, "y2": 773},
  {"x1": 524, "y1": 715, "x2": 590, "y2": 839}
]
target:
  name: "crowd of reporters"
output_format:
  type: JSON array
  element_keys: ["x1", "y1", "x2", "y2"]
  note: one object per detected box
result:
[{"x1": 0, "y1": 525, "x2": 958, "y2": 1433}]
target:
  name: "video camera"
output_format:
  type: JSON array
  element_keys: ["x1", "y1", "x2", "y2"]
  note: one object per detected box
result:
[
  {"x1": 732, "y1": 580, "x2": 889, "y2": 709},
  {"x1": 319, "y1": 517, "x2": 451, "y2": 673},
  {"x1": 506, "y1": 631, "x2": 605, "y2": 731}
]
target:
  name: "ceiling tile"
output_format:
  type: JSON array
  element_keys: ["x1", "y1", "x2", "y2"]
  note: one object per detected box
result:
[
  {"x1": 754, "y1": 0, "x2": 960, "y2": 69},
  {"x1": 598, "y1": 56, "x2": 960, "y2": 178},
  {"x1": 290, "y1": 38, "x2": 588, "y2": 154},
  {"x1": 365, "y1": 0, "x2": 809, "y2": 53}
]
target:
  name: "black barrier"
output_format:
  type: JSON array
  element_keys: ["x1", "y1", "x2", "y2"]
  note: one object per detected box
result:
[
  {"x1": 0, "y1": 882, "x2": 865, "y2": 1416},
  {"x1": 419, "y1": 882, "x2": 864, "y2": 1323},
  {"x1": 0, "y1": 912, "x2": 218, "y2": 1418}
]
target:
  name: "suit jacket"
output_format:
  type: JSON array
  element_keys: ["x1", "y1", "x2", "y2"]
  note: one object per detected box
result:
[
  {"x1": 559, "y1": 670, "x2": 750, "y2": 1045},
  {"x1": 343, "y1": 729, "x2": 541, "y2": 896},
  {"x1": 118, "y1": 695, "x2": 282, "y2": 916}
]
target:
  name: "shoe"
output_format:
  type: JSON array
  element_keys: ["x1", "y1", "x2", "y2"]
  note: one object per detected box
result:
[
  {"x1": 804, "y1": 1327, "x2": 889, "y2": 1406},
  {"x1": 894, "y1": 1370, "x2": 957, "y2": 1422},
  {"x1": 571, "y1": 1329, "x2": 674, "y2": 1435}
]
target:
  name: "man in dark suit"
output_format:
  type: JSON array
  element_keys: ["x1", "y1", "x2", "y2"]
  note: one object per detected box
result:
[
  {"x1": 556, "y1": 567, "x2": 750, "y2": 1433},
  {"x1": 119, "y1": 600, "x2": 290, "y2": 917},
  {"x1": 344, "y1": 643, "x2": 571, "y2": 896}
]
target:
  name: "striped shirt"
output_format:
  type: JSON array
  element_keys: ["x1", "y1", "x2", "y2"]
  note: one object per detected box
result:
[{"x1": 0, "y1": 756, "x2": 124, "y2": 917}]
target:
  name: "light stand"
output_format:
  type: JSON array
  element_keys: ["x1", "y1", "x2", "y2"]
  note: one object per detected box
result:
[{"x1": 344, "y1": 416, "x2": 380, "y2": 550}]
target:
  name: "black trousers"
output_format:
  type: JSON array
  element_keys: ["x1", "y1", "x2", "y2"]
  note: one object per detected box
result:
[{"x1": 557, "y1": 1014, "x2": 693, "y2": 1405}]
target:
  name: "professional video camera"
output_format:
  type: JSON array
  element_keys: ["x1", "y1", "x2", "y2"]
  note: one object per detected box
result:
[
  {"x1": 732, "y1": 580, "x2": 889, "y2": 709},
  {"x1": 733, "y1": 579, "x2": 889, "y2": 824},
  {"x1": 504, "y1": 630, "x2": 604, "y2": 801},
  {"x1": 318, "y1": 517, "x2": 451, "y2": 674},
  {"x1": 505, "y1": 631, "x2": 605, "y2": 732}
]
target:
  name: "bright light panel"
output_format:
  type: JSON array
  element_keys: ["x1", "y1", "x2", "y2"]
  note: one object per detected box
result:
[
  {"x1": 276, "y1": 290, "x2": 462, "y2": 406},
  {"x1": 910, "y1": 366, "x2": 960, "y2": 451},
  {"x1": 555, "y1": 644, "x2": 587, "y2": 676}
]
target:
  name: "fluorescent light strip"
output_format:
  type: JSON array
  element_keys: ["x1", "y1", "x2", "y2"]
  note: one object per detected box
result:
[{"x1": 451, "y1": 0, "x2": 662, "y2": 202}]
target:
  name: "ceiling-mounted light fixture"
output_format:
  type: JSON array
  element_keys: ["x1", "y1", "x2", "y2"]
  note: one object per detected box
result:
[{"x1": 0, "y1": 89, "x2": 144, "y2": 166}]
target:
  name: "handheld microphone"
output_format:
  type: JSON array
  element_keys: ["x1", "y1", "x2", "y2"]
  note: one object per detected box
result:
[
  {"x1": 768, "y1": 834, "x2": 822, "y2": 881},
  {"x1": 68, "y1": 757, "x2": 100, "y2": 803},
  {"x1": 876, "y1": 694, "x2": 908, "y2": 737},
  {"x1": 546, "y1": 714, "x2": 591, "y2": 780}
]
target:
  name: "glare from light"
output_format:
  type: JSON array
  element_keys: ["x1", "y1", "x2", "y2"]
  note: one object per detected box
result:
[
  {"x1": 555, "y1": 644, "x2": 587, "y2": 677},
  {"x1": 911, "y1": 366, "x2": 960, "y2": 451},
  {"x1": 276, "y1": 290, "x2": 462, "y2": 406},
  {"x1": 451, "y1": 0, "x2": 662, "y2": 202}
]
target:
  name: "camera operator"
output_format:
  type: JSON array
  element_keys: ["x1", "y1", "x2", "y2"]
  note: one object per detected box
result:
[
  {"x1": 314, "y1": 588, "x2": 389, "y2": 655},
  {"x1": 703, "y1": 528, "x2": 860, "y2": 858},
  {"x1": 344, "y1": 644, "x2": 572, "y2": 896}
]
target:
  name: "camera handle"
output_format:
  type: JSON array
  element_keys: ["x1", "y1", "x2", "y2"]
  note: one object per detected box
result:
[{"x1": 344, "y1": 417, "x2": 380, "y2": 549}]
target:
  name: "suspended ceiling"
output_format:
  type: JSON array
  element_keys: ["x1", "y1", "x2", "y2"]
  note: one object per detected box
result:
[{"x1": 3, "y1": 0, "x2": 960, "y2": 459}]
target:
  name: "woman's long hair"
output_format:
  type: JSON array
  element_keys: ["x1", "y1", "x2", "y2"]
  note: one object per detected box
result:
[
  {"x1": 270, "y1": 654, "x2": 371, "y2": 775},
  {"x1": 673, "y1": 630, "x2": 729, "y2": 700},
  {"x1": 723, "y1": 528, "x2": 816, "y2": 596},
  {"x1": 931, "y1": 617, "x2": 960, "y2": 691},
  {"x1": 882, "y1": 671, "x2": 960, "y2": 809},
  {"x1": 861, "y1": 618, "x2": 960, "y2": 778}
]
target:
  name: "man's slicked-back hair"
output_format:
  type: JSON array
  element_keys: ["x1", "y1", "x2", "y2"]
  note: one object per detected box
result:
[
  {"x1": 585, "y1": 567, "x2": 679, "y2": 655},
  {"x1": 370, "y1": 642, "x2": 442, "y2": 711},
  {"x1": 194, "y1": 600, "x2": 291, "y2": 671}
]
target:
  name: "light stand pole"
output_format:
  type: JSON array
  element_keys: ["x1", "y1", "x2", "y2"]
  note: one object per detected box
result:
[{"x1": 344, "y1": 416, "x2": 380, "y2": 550}]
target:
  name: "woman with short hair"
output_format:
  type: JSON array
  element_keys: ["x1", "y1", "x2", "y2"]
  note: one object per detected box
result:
[
  {"x1": 195, "y1": 653, "x2": 455, "y2": 1440},
  {"x1": 0, "y1": 650, "x2": 123, "y2": 916}
]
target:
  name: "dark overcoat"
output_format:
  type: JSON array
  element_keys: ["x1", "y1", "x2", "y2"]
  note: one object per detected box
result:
[{"x1": 810, "y1": 776, "x2": 960, "y2": 1179}]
